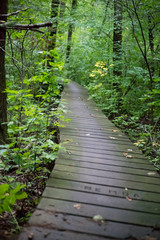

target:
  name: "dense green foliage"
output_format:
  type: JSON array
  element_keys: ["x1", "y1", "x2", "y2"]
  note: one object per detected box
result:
[{"x1": 0, "y1": 0, "x2": 67, "y2": 225}]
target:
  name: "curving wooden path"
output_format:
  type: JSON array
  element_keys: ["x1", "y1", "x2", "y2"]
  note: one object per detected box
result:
[{"x1": 18, "y1": 81, "x2": 160, "y2": 240}]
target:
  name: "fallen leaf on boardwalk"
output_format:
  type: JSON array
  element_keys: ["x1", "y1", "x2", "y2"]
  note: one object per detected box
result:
[
  {"x1": 112, "y1": 129, "x2": 118, "y2": 132},
  {"x1": 68, "y1": 165, "x2": 73, "y2": 167},
  {"x1": 28, "y1": 232, "x2": 34, "y2": 240},
  {"x1": 126, "y1": 196, "x2": 132, "y2": 201},
  {"x1": 73, "y1": 204, "x2": 82, "y2": 210},
  {"x1": 109, "y1": 136, "x2": 118, "y2": 140},
  {"x1": 65, "y1": 139, "x2": 73, "y2": 142},
  {"x1": 147, "y1": 172, "x2": 156, "y2": 176},
  {"x1": 123, "y1": 153, "x2": 133, "y2": 158},
  {"x1": 93, "y1": 215, "x2": 104, "y2": 223},
  {"x1": 127, "y1": 149, "x2": 133, "y2": 152},
  {"x1": 86, "y1": 134, "x2": 91, "y2": 136}
]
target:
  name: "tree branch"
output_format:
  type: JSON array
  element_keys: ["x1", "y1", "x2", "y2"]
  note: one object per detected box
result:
[
  {"x1": 0, "y1": 7, "x2": 30, "y2": 17},
  {"x1": 0, "y1": 22, "x2": 53, "y2": 30}
]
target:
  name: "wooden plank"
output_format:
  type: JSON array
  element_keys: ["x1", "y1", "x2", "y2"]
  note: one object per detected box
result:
[
  {"x1": 43, "y1": 187, "x2": 160, "y2": 215},
  {"x1": 29, "y1": 210, "x2": 160, "y2": 239},
  {"x1": 63, "y1": 122, "x2": 126, "y2": 132},
  {"x1": 61, "y1": 128, "x2": 132, "y2": 142},
  {"x1": 61, "y1": 149, "x2": 149, "y2": 163},
  {"x1": 54, "y1": 165, "x2": 160, "y2": 185},
  {"x1": 51, "y1": 170, "x2": 160, "y2": 193},
  {"x1": 56, "y1": 159, "x2": 159, "y2": 177},
  {"x1": 58, "y1": 153, "x2": 155, "y2": 170},
  {"x1": 61, "y1": 134, "x2": 136, "y2": 147},
  {"x1": 61, "y1": 133, "x2": 133, "y2": 146},
  {"x1": 64, "y1": 141, "x2": 142, "y2": 153},
  {"x1": 65, "y1": 145, "x2": 146, "y2": 158},
  {"x1": 37, "y1": 197, "x2": 160, "y2": 226},
  {"x1": 18, "y1": 226, "x2": 111, "y2": 240},
  {"x1": 46, "y1": 178, "x2": 160, "y2": 203}
]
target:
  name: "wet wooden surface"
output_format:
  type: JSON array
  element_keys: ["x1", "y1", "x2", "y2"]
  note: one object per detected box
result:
[{"x1": 18, "y1": 81, "x2": 160, "y2": 240}]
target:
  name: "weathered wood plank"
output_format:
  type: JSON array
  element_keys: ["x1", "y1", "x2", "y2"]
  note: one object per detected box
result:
[
  {"x1": 60, "y1": 149, "x2": 149, "y2": 163},
  {"x1": 18, "y1": 226, "x2": 111, "y2": 240},
  {"x1": 51, "y1": 170, "x2": 160, "y2": 193},
  {"x1": 37, "y1": 197, "x2": 160, "y2": 226},
  {"x1": 61, "y1": 128, "x2": 133, "y2": 142},
  {"x1": 43, "y1": 187, "x2": 160, "y2": 215},
  {"x1": 64, "y1": 145, "x2": 147, "y2": 159},
  {"x1": 54, "y1": 165, "x2": 160, "y2": 185},
  {"x1": 58, "y1": 152, "x2": 154, "y2": 168},
  {"x1": 56, "y1": 159, "x2": 158, "y2": 177},
  {"x1": 57, "y1": 154, "x2": 156, "y2": 170},
  {"x1": 61, "y1": 135, "x2": 138, "y2": 149},
  {"x1": 46, "y1": 178, "x2": 160, "y2": 203},
  {"x1": 29, "y1": 210, "x2": 160, "y2": 239}
]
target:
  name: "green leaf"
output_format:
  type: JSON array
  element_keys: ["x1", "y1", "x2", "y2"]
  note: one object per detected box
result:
[{"x1": 0, "y1": 184, "x2": 9, "y2": 195}]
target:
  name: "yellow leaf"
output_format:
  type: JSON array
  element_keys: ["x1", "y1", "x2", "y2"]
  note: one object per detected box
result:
[{"x1": 73, "y1": 204, "x2": 82, "y2": 210}]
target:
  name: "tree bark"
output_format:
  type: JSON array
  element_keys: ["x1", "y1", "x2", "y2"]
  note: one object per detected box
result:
[
  {"x1": 113, "y1": 0, "x2": 122, "y2": 76},
  {"x1": 0, "y1": 0, "x2": 8, "y2": 144},
  {"x1": 49, "y1": 1, "x2": 59, "y2": 50},
  {"x1": 148, "y1": 14, "x2": 154, "y2": 76},
  {"x1": 65, "y1": 0, "x2": 77, "y2": 64}
]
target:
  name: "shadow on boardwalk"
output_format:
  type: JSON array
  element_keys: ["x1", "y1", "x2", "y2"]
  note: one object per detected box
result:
[{"x1": 18, "y1": 81, "x2": 160, "y2": 240}]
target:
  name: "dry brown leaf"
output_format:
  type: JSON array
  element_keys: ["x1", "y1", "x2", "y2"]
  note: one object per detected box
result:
[
  {"x1": 73, "y1": 204, "x2": 82, "y2": 210},
  {"x1": 112, "y1": 129, "x2": 118, "y2": 132},
  {"x1": 65, "y1": 139, "x2": 73, "y2": 142},
  {"x1": 123, "y1": 153, "x2": 133, "y2": 158},
  {"x1": 126, "y1": 196, "x2": 132, "y2": 201}
]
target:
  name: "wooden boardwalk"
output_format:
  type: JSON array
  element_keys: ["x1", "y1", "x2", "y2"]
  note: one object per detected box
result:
[{"x1": 18, "y1": 81, "x2": 160, "y2": 240}]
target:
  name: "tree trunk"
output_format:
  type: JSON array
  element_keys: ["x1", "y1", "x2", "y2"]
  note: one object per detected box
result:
[
  {"x1": 65, "y1": 0, "x2": 77, "y2": 64},
  {"x1": 148, "y1": 14, "x2": 154, "y2": 76},
  {"x1": 50, "y1": 0, "x2": 59, "y2": 50},
  {"x1": 48, "y1": 0, "x2": 59, "y2": 64},
  {"x1": 113, "y1": 0, "x2": 122, "y2": 76},
  {"x1": 0, "y1": 0, "x2": 8, "y2": 144}
]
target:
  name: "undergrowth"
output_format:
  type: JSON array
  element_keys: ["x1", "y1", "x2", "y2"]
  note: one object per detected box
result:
[
  {"x1": 86, "y1": 61, "x2": 160, "y2": 171},
  {"x1": 0, "y1": 51, "x2": 68, "y2": 238}
]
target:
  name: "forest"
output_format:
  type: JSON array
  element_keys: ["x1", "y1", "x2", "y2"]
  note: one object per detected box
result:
[{"x1": 0, "y1": 0, "x2": 160, "y2": 238}]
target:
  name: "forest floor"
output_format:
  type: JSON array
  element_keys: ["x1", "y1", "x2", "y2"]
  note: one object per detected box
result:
[{"x1": 0, "y1": 159, "x2": 55, "y2": 240}]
